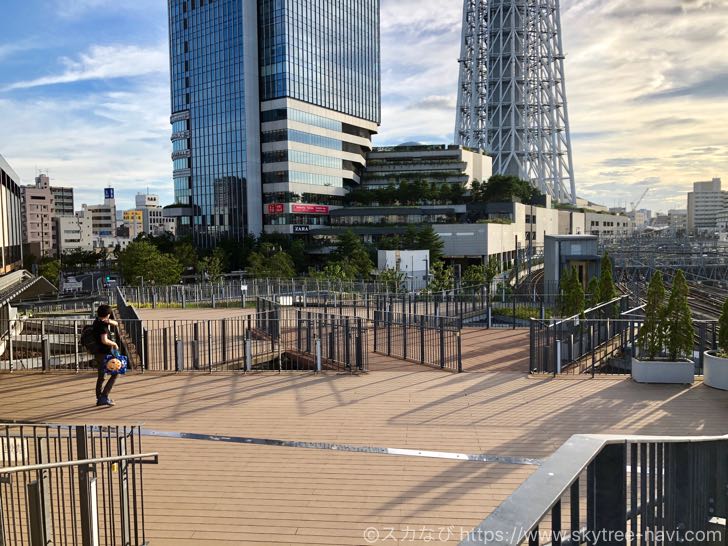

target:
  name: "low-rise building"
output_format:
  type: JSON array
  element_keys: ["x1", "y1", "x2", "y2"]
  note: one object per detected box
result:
[
  {"x1": 83, "y1": 188, "x2": 117, "y2": 237},
  {"x1": 361, "y1": 144, "x2": 492, "y2": 189},
  {"x1": 55, "y1": 214, "x2": 93, "y2": 253}
]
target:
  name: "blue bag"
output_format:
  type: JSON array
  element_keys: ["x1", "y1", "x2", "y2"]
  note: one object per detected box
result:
[{"x1": 103, "y1": 350, "x2": 128, "y2": 375}]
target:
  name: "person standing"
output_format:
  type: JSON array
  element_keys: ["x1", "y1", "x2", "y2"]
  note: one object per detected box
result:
[{"x1": 93, "y1": 304, "x2": 120, "y2": 406}]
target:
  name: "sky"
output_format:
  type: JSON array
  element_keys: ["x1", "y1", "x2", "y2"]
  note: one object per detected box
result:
[{"x1": 0, "y1": 0, "x2": 727, "y2": 213}]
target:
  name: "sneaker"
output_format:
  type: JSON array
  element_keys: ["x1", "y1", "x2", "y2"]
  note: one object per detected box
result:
[{"x1": 96, "y1": 397, "x2": 115, "y2": 407}]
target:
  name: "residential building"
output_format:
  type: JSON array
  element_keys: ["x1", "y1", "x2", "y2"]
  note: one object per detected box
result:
[
  {"x1": 20, "y1": 174, "x2": 75, "y2": 257},
  {"x1": 687, "y1": 178, "x2": 726, "y2": 234},
  {"x1": 717, "y1": 210, "x2": 728, "y2": 242},
  {"x1": 82, "y1": 188, "x2": 117, "y2": 237},
  {"x1": 21, "y1": 180, "x2": 54, "y2": 257},
  {"x1": 0, "y1": 154, "x2": 24, "y2": 274},
  {"x1": 55, "y1": 214, "x2": 93, "y2": 254},
  {"x1": 167, "y1": 0, "x2": 381, "y2": 245}
]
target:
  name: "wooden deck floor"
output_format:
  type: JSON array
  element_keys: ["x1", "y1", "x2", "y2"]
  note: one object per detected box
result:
[{"x1": 1, "y1": 327, "x2": 726, "y2": 544}]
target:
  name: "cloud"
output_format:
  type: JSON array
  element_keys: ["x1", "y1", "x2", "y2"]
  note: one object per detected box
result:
[
  {"x1": 0, "y1": 77, "x2": 173, "y2": 210},
  {"x1": 3, "y1": 43, "x2": 167, "y2": 91},
  {"x1": 406, "y1": 95, "x2": 456, "y2": 112},
  {"x1": 54, "y1": 0, "x2": 154, "y2": 18}
]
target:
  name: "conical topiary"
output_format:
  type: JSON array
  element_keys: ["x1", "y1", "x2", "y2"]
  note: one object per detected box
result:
[
  {"x1": 664, "y1": 270, "x2": 693, "y2": 361},
  {"x1": 639, "y1": 271, "x2": 666, "y2": 360}
]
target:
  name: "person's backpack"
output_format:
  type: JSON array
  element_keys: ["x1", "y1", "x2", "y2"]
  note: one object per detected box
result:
[{"x1": 80, "y1": 324, "x2": 98, "y2": 354}]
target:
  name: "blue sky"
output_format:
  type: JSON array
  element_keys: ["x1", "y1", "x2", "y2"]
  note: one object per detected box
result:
[{"x1": 1, "y1": 0, "x2": 727, "y2": 213}]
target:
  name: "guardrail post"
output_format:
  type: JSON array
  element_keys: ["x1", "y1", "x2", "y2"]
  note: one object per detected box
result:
[
  {"x1": 315, "y1": 336, "x2": 322, "y2": 372},
  {"x1": 297, "y1": 310, "x2": 302, "y2": 352},
  {"x1": 207, "y1": 321, "x2": 213, "y2": 373},
  {"x1": 175, "y1": 339, "x2": 184, "y2": 372},
  {"x1": 221, "y1": 320, "x2": 227, "y2": 369},
  {"x1": 356, "y1": 318, "x2": 363, "y2": 371},
  {"x1": 386, "y1": 308, "x2": 392, "y2": 357},
  {"x1": 588, "y1": 444, "x2": 627, "y2": 545},
  {"x1": 26, "y1": 438, "x2": 50, "y2": 546},
  {"x1": 245, "y1": 332, "x2": 252, "y2": 373},
  {"x1": 457, "y1": 331, "x2": 462, "y2": 373},
  {"x1": 74, "y1": 320, "x2": 80, "y2": 372},
  {"x1": 76, "y1": 426, "x2": 97, "y2": 546},
  {"x1": 529, "y1": 320, "x2": 535, "y2": 373},
  {"x1": 439, "y1": 319, "x2": 445, "y2": 370},
  {"x1": 162, "y1": 328, "x2": 169, "y2": 372},
  {"x1": 142, "y1": 327, "x2": 149, "y2": 371},
  {"x1": 420, "y1": 315, "x2": 425, "y2": 365},
  {"x1": 117, "y1": 436, "x2": 131, "y2": 545},
  {"x1": 41, "y1": 334, "x2": 50, "y2": 372},
  {"x1": 344, "y1": 317, "x2": 351, "y2": 369}
]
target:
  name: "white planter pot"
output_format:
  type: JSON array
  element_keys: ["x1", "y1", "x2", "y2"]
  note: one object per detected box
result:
[
  {"x1": 631, "y1": 357, "x2": 695, "y2": 384},
  {"x1": 704, "y1": 351, "x2": 728, "y2": 391}
]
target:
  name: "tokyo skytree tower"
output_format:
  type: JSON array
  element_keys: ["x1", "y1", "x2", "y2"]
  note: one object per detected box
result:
[{"x1": 455, "y1": 0, "x2": 577, "y2": 204}]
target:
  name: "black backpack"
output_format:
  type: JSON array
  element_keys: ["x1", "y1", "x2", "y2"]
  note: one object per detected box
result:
[{"x1": 80, "y1": 324, "x2": 98, "y2": 354}]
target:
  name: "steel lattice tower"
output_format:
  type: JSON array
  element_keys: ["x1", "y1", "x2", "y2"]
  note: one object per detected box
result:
[{"x1": 455, "y1": 0, "x2": 577, "y2": 204}]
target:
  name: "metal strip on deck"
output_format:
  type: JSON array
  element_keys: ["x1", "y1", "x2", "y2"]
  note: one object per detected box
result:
[{"x1": 140, "y1": 428, "x2": 543, "y2": 466}]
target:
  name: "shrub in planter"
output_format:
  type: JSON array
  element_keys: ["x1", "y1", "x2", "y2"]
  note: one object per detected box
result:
[
  {"x1": 663, "y1": 270, "x2": 693, "y2": 361},
  {"x1": 634, "y1": 270, "x2": 695, "y2": 384},
  {"x1": 718, "y1": 298, "x2": 728, "y2": 358},
  {"x1": 638, "y1": 272, "x2": 666, "y2": 360}
]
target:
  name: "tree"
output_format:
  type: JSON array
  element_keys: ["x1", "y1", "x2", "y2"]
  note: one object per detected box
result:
[
  {"x1": 664, "y1": 270, "x2": 693, "y2": 361},
  {"x1": 378, "y1": 268, "x2": 406, "y2": 293},
  {"x1": 308, "y1": 262, "x2": 355, "y2": 282},
  {"x1": 38, "y1": 259, "x2": 61, "y2": 287},
  {"x1": 587, "y1": 277, "x2": 601, "y2": 308},
  {"x1": 402, "y1": 225, "x2": 419, "y2": 249},
  {"x1": 639, "y1": 272, "x2": 666, "y2": 360},
  {"x1": 428, "y1": 261, "x2": 454, "y2": 293},
  {"x1": 334, "y1": 230, "x2": 373, "y2": 279},
  {"x1": 463, "y1": 264, "x2": 486, "y2": 287},
  {"x1": 197, "y1": 248, "x2": 225, "y2": 283},
  {"x1": 247, "y1": 250, "x2": 296, "y2": 278},
  {"x1": 470, "y1": 175, "x2": 543, "y2": 204},
  {"x1": 484, "y1": 255, "x2": 500, "y2": 300},
  {"x1": 558, "y1": 267, "x2": 585, "y2": 317},
  {"x1": 117, "y1": 241, "x2": 183, "y2": 285},
  {"x1": 416, "y1": 226, "x2": 444, "y2": 262},
  {"x1": 598, "y1": 252, "x2": 617, "y2": 303}
]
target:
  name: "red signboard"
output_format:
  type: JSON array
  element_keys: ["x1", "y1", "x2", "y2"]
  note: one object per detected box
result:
[
  {"x1": 267, "y1": 204, "x2": 284, "y2": 214},
  {"x1": 292, "y1": 204, "x2": 329, "y2": 214}
]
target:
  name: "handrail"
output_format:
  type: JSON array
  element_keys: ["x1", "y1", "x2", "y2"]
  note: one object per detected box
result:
[
  {"x1": 0, "y1": 452, "x2": 159, "y2": 476},
  {"x1": 460, "y1": 433, "x2": 728, "y2": 546}
]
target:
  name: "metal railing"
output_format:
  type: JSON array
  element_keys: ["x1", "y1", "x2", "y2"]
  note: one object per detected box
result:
[
  {"x1": 530, "y1": 315, "x2": 719, "y2": 376},
  {"x1": 373, "y1": 310, "x2": 462, "y2": 372},
  {"x1": 116, "y1": 278, "x2": 391, "y2": 309},
  {"x1": 0, "y1": 423, "x2": 156, "y2": 546},
  {"x1": 460, "y1": 434, "x2": 727, "y2": 546},
  {"x1": 0, "y1": 308, "x2": 368, "y2": 374}
]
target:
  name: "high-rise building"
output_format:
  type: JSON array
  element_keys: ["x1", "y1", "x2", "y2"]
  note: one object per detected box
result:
[
  {"x1": 455, "y1": 0, "x2": 576, "y2": 204},
  {"x1": 167, "y1": 0, "x2": 381, "y2": 245},
  {"x1": 687, "y1": 178, "x2": 726, "y2": 234},
  {"x1": 0, "y1": 154, "x2": 23, "y2": 274}
]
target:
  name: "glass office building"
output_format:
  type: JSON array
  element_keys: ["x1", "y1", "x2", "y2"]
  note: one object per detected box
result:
[{"x1": 168, "y1": 0, "x2": 380, "y2": 243}]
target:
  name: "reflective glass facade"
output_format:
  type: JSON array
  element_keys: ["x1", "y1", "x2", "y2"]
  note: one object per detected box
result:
[
  {"x1": 0, "y1": 154, "x2": 24, "y2": 274},
  {"x1": 169, "y1": 0, "x2": 380, "y2": 241},
  {"x1": 259, "y1": 0, "x2": 381, "y2": 123},
  {"x1": 168, "y1": 0, "x2": 261, "y2": 246}
]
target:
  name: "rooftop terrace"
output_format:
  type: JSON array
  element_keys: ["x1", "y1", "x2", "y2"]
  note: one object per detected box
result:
[{"x1": 1, "y1": 339, "x2": 725, "y2": 545}]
